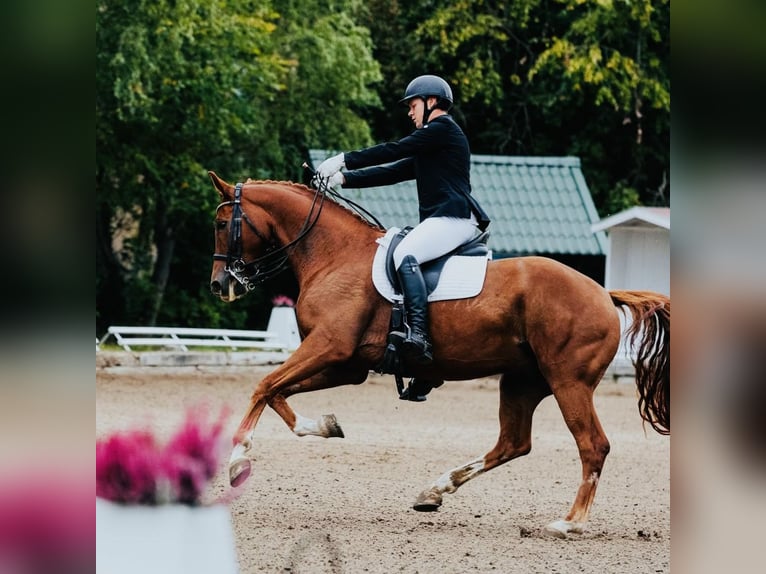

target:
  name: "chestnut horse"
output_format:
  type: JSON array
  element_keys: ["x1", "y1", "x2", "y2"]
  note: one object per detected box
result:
[{"x1": 208, "y1": 172, "x2": 669, "y2": 538}]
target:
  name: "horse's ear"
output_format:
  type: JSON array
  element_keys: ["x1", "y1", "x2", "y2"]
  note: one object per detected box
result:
[{"x1": 208, "y1": 171, "x2": 232, "y2": 201}]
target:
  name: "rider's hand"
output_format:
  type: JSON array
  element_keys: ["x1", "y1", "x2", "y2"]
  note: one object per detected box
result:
[
  {"x1": 311, "y1": 171, "x2": 344, "y2": 190},
  {"x1": 326, "y1": 171, "x2": 345, "y2": 188},
  {"x1": 316, "y1": 152, "x2": 345, "y2": 179}
]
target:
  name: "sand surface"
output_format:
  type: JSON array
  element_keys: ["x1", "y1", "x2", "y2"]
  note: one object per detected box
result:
[{"x1": 97, "y1": 366, "x2": 669, "y2": 573}]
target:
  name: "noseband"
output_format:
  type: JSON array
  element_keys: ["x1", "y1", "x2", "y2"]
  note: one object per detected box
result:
[{"x1": 213, "y1": 182, "x2": 326, "y2": 290}]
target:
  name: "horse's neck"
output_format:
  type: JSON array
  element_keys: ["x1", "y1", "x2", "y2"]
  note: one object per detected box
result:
[{"x1": 254, "y1": 182, "x2": 382, "y2": 281}]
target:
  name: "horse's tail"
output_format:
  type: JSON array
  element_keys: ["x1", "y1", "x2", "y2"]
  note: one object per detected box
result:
[{"x1": 610, "y1": 290, "x2": 670, "y2": 435}]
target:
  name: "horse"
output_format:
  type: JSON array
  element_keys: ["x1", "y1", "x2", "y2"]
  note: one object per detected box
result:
[{"x1": 207, "y1": 172, "x2": 669, "y2": 538}]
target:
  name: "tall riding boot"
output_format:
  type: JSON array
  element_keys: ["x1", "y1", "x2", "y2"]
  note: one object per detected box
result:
[{"x1": 396, "y1": 255, "x2": 433, "y2": 365}]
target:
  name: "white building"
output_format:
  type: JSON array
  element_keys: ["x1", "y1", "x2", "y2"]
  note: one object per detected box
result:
[{"x1": 591, "y1": 206, "x2": 670, "y2": 296}]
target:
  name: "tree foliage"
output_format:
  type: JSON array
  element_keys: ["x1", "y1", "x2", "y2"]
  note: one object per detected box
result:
[
  {"x1": 527, "y1": 0, "x2": 670, "y2": 209},
  {"x1": 365, "y1": 0, "x2": 669, "y2": 211},
  {"x1": 96, "y1": 0, "x2": 380, "y2": 332}
]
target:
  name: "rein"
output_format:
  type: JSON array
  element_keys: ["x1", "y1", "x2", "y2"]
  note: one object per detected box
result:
[
  {"x1": 321, "y1": 183, "x2": 385, "y2": 230},
  {"x1": 213, "y1": 180, "x2": 327, "y2": 290},
  {"x1": 302, "y1": 162, "x2": 385, "y2": 230}
]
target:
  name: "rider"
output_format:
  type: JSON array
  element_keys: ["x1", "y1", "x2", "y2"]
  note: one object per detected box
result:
[{"x1": 315, "y1": 74, "x2": 490, "y2": 365}]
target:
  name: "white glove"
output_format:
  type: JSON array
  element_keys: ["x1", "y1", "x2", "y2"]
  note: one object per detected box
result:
[
  {"x1": 316, "y1": 152, "x2": 345, "y2": 178},
  {"x1": 311, "y1": 171, "x2": 346, "y2": 189},
  {"x1": 326, "y1": 171, "x2": 345, "y2": 188},
  {"x1": 311, "y1": 171, "x2": 345, "y2": 190}
]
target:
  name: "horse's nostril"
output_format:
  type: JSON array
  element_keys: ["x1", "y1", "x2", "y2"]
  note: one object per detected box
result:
[{"x1": 210, "y1": 281, "x2": 222, "y2": 295}]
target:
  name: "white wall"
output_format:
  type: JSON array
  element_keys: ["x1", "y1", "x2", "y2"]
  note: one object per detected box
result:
[
  {"x1": 603, "y1": 226, "x2": 669, "y2": 377},
  {"x1": 605, "y1": 227, "x2": 669, "y2": 295}
]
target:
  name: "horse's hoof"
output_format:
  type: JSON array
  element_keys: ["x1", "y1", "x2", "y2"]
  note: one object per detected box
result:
[
  {"x1": 543, "y1": 519, "x2": 584, "y2": 539},
  {"x1": 413, "y1": 489, "x2": 442, "y2": 511},
  {"x1": 543, "y1": 523, "x2": 568, "y2": 539},
  {"x1": 320, "y1": 414, "x2": 345, "y2": 438},
  {"x1": 229, "y1": 458, "x2": 251, "y2": 487}
]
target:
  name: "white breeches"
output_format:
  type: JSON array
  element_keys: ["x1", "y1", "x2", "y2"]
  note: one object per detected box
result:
[{"x1": 393, "y1": 216, "x2": 479, "y2": 269}]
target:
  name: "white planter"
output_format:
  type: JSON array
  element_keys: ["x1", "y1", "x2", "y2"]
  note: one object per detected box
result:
[
  {"x1": 267, "y1": 306, "x2": 301, "y2": 351},
  {"x1": 96, "y1": 498, "x2": 238, "y2": 574}
]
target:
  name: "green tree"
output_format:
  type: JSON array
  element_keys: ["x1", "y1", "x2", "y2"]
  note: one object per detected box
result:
[
  {"x1": 266, "y1": 0, "x2": 382, "y2": 180},
  {"x1": 361, "y1": 0, "x2": 438, "y2": 141},
  {"x1": 96, "y1": 0, "x2": 381, "y2": 332},
  {"x1": 528, "y1": 0, "x2": 670, "y2": 211},
  {"x1": 364, "y1": 0, "x2": 669, "y2": 214},
  {"x1": 97, "y1": 0, "x2": 291, "y2": 331}
]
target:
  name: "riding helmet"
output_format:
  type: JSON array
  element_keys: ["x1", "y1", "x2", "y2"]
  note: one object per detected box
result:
[{"x1": 399, "y1": 75, "x2": 454, "y2": 109}]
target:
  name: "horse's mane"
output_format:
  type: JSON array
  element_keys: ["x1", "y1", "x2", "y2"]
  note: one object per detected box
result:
[{"x1": 251, "y1": 179, "x2": 386, "y2": 232}]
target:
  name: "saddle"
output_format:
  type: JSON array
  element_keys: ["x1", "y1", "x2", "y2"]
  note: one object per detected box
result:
[
  {"x1": 375, "y1": 227, "x2": 490, "y2": 401},
  {"x1": 384, "y1": 227, "x2": 490, "y2": 295}
]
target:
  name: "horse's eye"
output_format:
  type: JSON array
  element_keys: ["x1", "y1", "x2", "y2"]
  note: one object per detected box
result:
[{"x1": 215, "y1": 220, "x2": 227, "y2": 230}]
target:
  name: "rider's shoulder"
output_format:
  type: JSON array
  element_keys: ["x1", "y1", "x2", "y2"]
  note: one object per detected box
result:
[{"x1": 423, "y1": 115, "x2": 454, "y2": 130}]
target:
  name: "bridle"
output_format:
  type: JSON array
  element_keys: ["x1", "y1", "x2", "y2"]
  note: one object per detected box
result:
[
  {"x1": 212, "y1": 168, "x2": 385, "y2": 291},
  {"x1": 212, "y1": 181, "x2": 326, "y2": 290}
]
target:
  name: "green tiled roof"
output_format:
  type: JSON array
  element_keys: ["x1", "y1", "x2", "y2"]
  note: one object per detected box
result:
[{"x1": 309, "y1": 150, "x2": 606, "y2": 256}]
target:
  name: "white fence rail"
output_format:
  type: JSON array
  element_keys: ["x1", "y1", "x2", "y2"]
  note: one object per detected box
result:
[{"x1": 98, "y1": 326, "x2": 292, "y2": 353}]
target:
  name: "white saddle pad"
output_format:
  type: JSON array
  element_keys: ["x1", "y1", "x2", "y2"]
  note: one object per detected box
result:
[{"x1": 372, "y1": 228, "x2": 490, "y2": 303}]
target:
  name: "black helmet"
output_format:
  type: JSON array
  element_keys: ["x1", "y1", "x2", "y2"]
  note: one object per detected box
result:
[{"x1": 399, "y1": 75, "x2": 453, "y2": 109}]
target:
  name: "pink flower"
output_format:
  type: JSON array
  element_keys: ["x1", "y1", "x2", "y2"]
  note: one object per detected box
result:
[
  {"x1": 96, "y1": 429, "x2": 160, "y2": 504},
  {"x1": 271, "y1": 294, "x2": 294, "y2": 307},
  {"x1": 0, "y1": 473, "x2": 94, "y2": 573},
  {"x1": 161, "y1": 407, "x2": 228, "y2": 505},
  {"x1": 96, "y1": 406, "x2": 229, "y2": 506}
]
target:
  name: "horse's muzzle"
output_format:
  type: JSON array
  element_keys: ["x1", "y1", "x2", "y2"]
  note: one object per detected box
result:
[
  {"x1": 210, "y1": 276, "x2": 243, "y2": 302},
  {"x1": 210, "y1": 280, "x2": 224, "y2": 297}
]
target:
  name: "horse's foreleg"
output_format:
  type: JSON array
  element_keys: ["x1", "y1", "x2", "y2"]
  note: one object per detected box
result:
[
  {"x1": 228, "y1": 400, "x2": 268, "y2": 487},
  {"x1": 227, "y1": 341, "x2": 363, "y2": 487},
  {"x1": 229, "y1": 344, "x2": 351, "y2": 486},
  {"x1": 267, "y1": 364, "x2": 368, "y2": 438},
  {"x1": 543, "y1": 383, "x2": 610, "y2": 539},
  {"x1": 414, "y1": 373, "x2": 549, "y2": 511},
  {"x1": 268, "y1": 397, "x2": 345, "y2": 438}
]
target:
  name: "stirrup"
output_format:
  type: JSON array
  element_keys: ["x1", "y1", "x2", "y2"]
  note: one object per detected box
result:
[
  {"x1": 388, "y1": 329, "x2": 407, "y2": 345},
  {"x1": 399, "y1": 378, "x2": 435, "y2": 402},
  {"x1": 401, "y1": 335, "x2": 433, "y2": 365}
]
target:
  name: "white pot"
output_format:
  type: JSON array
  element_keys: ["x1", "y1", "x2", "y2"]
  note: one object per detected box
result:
[
  {"x1": 96, "y1": 498, "x2": 238, "y2": 574},
  {"x1": 267, "y1": 306, "x2": 301, "y2": 351}
]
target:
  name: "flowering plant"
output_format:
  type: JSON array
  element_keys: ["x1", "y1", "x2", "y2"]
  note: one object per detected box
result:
[
  {"x1": 96, "y1": 407, "x2": 229, "y2": 506},
  {"x1": 271, "y1": 294, "x2": 295, "y2": 307}
]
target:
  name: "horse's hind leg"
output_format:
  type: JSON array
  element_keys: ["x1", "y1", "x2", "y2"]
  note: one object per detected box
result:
[
  {"x1": 414, "y1": 372, "x2": 551, "y2": 510},
  {"x1": 543, "y1": 380, "x2": 611, "y2": 538}
]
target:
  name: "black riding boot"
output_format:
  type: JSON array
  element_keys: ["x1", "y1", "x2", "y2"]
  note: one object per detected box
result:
[{"x1": 396, "y1": 255, "x2": 433, "y2": 365}]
